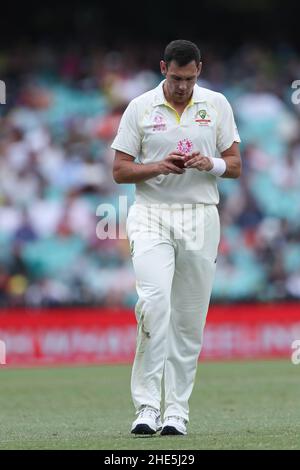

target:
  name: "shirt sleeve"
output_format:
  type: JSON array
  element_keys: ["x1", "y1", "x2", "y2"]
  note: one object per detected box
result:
[
  {"x1": 111, "y1": 99, "x2": 142, "y2": 159},
  {"x1": 216, "y1": 94, "x2": 241, "y2": 153}
]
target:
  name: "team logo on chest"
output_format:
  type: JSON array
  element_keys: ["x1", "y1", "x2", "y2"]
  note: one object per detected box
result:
[
  {"x1": 176, "y1": 138, "x2": 193, "y2": 155},
  {"x1": 152, "y1": 113, "x2": 167, "y2": 132},
  {"x1": 195, "y1": 109, "x2": 211, "y2": 125}
]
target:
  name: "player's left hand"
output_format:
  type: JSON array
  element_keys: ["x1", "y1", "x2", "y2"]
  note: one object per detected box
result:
[{"x1": 184, "y1": 152, "x2": 213, "y2": 171}]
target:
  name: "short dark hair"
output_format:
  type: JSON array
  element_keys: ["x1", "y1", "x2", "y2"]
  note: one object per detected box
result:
[{"x1": 164, "y1": 40, "x2": 201, "y2": 67}]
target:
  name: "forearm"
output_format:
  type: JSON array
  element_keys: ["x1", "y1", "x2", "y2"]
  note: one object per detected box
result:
[
  {"x1": 220, "y1": 156, "x2": 241, "y2": 178},
  {"x1": 113, "y1": 161, "x2": 160, "y2": 184}
]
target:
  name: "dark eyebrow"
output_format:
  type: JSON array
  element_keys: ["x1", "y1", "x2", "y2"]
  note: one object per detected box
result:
[{"x1": 170, "y1": 74, "x2": 196, "y2": 80}]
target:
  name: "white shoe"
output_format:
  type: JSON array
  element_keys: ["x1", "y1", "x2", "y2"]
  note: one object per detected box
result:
[
  {"x1": 161, "y1": 416, "x2": 187, "y2": 435},
  {"x1": 131, "y1": 405, "x2": 162, "y2": 435}
]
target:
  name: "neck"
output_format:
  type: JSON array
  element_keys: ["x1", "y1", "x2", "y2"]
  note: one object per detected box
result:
[{"x1": 163, "y1": 82, "x2": 192, "y2": 109}]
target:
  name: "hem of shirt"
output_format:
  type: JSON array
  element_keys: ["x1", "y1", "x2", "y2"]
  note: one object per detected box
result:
[{"x1": 135, "y1": 197, "x2": 219, "y2": 206}]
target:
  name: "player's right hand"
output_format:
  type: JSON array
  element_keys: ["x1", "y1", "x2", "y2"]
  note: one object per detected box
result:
[{"x1": 157, "y1": 152, "x2": 187, "y2": 175}]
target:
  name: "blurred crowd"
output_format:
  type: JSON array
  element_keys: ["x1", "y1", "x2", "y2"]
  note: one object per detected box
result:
[{"x1": 0, "y1": 42, "x2": 300, "y2": 307}]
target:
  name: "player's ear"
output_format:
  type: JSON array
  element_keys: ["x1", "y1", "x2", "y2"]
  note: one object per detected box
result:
[
  {"x1": 197, "y1": 62, "x2": 202, "y2": 77},
  {"x1": 160, "y1": 60, "x2": 167, "y2": 76}
]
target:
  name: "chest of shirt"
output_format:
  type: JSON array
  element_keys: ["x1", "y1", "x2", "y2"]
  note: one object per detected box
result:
[{"x1": 140, "y1": 102, "x2": 218, "y2": 156}]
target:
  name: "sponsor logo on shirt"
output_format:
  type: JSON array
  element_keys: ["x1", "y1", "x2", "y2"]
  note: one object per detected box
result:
[
  {"x1": 195, "y1": 109, "x2": 211, "y2": 125},
  {"x1": 176, "y1": 138, "x2": 193, "y2": 155},
  {"x1": 152, "y1": 113, "x2": 167, "y2": 131}
]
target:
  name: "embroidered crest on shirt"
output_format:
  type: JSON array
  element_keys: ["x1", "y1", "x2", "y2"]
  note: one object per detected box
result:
[
  {"x1": 195, "y1": 109, "x2": 211, "y2": 125},
  {"x1": 152, "y1": 113, "x2": 167, "y2": 132},
  {"x1": 176, "y1": 138, "x2": 193, "y2": 155}
]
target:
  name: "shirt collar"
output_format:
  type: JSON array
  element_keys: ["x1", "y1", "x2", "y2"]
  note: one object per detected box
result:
[{"x1": 152, "y1": 80, "x2": 206, "y2": 107}]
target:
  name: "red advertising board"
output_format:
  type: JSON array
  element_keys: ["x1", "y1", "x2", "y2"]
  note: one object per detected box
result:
[{"x1": 0, "y1": 303, "x2": 299, "y2": 366}]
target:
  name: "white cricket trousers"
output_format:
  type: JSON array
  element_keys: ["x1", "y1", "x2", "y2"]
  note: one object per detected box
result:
[{"x1": 126, "y1": 203, "x2": 220, "y2": 422}]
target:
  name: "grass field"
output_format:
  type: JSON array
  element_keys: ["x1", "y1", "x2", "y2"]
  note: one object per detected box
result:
[{"x1": 0, "y1": 360, "x2": 299, "y2": 450}]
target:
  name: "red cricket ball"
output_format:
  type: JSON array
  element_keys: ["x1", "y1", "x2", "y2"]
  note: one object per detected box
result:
[{"x1": 173, "y1": 158, "x2": 186, "y2": 168}]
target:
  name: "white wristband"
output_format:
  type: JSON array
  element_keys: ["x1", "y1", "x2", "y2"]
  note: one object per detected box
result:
[{"x1": 207, "y1": 157, "x2": 226, "y2": 177}]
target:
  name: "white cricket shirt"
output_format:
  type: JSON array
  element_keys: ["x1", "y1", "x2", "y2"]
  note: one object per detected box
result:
[{"x1": 111, "y1": 81, "x2": 240, "y2": 205}]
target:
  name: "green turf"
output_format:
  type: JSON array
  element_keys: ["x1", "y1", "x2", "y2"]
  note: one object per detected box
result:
[{"x1": 0, "y1": 360, "x2": 299, "y2": 450}]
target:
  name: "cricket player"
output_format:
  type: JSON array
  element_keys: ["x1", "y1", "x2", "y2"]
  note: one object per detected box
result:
[{"x1": 111, "y1": 40, "x2": 241, "y2": 435}]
